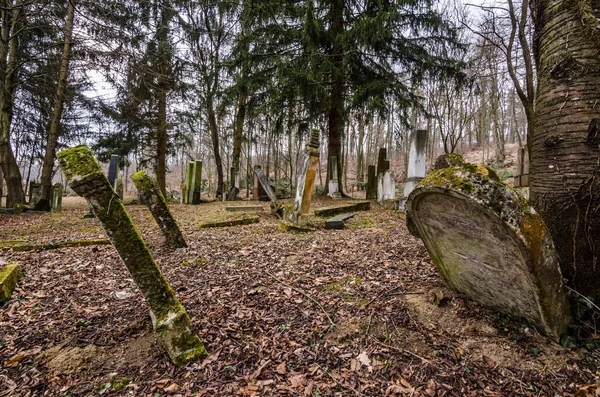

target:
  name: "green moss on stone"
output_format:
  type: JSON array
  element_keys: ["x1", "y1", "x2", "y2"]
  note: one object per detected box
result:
[
  {"x1": 56, "y1": 145, "x2": 103, "y2": 182},
  {"x1": 0, "y1": 263, "x2": 21, "y2": 303}
]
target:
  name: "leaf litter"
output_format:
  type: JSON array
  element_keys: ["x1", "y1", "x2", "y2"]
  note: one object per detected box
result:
[{"x1": 0, "y1": 196, "x2": 598, "y2": 396}]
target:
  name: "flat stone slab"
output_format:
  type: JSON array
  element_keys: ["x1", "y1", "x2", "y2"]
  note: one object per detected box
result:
[
  {"x1": 225, "y1": 205, "x2": 264, "y2": 212},
  {"x1": 0, "y1": 263, "x2": 21, "y2": 303},
  {"x1": 2, "y1": 238, "x2": 111, "y2": 252},
  {"x1": 199, "y1": 216, "x2": 259, "y2": 228},
  {"x1": 314, "y1": 201, "x2": 370, "y2": 217},
  {"x1": 325, "y1": 213, "x2": 355, "y2": 230},
  {"x1": 405, "y1": 154, "x2": 571, "y2": 341}
]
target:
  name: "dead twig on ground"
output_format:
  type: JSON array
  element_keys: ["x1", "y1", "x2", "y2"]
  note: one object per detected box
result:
[
  {"x1": 264, "y1": 270, "x2": 336, "y2": 327},
  {"x1": 372, "y1": 339, "x2": 431, "y2": 364},
  {"x1": 363, "y1": 285, "x2": 424, "y2": 309}
]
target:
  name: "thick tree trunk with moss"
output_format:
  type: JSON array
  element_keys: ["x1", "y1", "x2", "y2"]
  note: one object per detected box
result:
[
  {"x1": 57, "y1": 146, "x2": 206, "y2": 366},
  {"x1": 133, "y1": 170, "x2": 187, "y2": 250},
  {"x1": 530, "y1": 0, "x2": 600, "y2": 297},
  {"x1": 38, "y1": 0, "x2": 75, "y2": 211},
  {"x1": 0, "y1": 0, "x2": 25, "y2": 207}
]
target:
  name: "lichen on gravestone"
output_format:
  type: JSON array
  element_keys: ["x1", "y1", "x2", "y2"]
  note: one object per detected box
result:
[
  {"x1": 405, "y1": 153, "x2": 571, "y2": 341},
  {"x1": 0, "y1": 263, "x2": 21, "y2": 303}
]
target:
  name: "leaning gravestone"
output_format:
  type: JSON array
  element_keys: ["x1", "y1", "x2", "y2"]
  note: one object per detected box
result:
[
  {"x1": 290, "y1": 129, "x2": 320, "y2": 222},
  {"x1": 57, "y1": 146, "x2": 207, "y2": 365},
  {"x1": 405, "y1": 154, "x2": 571, "y2": 341},
  {"x1": 133, "y1": 170, "x2": 187, "y2": 250}
]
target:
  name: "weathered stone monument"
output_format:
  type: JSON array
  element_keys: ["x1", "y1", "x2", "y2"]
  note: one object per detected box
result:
[
  {"x1": 187, "y1": 160, "x2": 202, "y2": 205},
  {"x1": 253, "y1": 165, "x2": 269, "y2": 201},
  {"x1": 290, "y1": 129, "x2": 320, "y2": 222},
  {"x1": 366, "y1": 165, "x2": 377, "y2": 199},
  {"x1": 403, "y1": 130, "x2": 427, "y2": 198},
  {"x1": 29, "y1": 182, "x2": 42, "y2": 207},
  {"x1": 133, "y1": 170, "x2": 187, "y2": 250},
  {"x1": 227, "y1": 167, "x2": 240, "y2": 201},
  {"x1": 51, "y1": 183, "x2": 63, "y2": 212},
  {"x1": 405, "y1": 154, "x2": 571, "y2": 341},
  {"x1": 185, "y1": 162, "x2": 193, "y2": 204},
  {"x1": 327, "y1": 156, "x2": 341, "y2": 198},
  {"x1": 57, "y1": 146, "x2": 206, "y2": 365},
  {"x1": 377, "y1": 148, "x2": 390, "y2": 177},
  {"x1": 254, "y1": 167, "x2": 278, "y2": 203},
  {"x1": 180, "y1": 184, "x2": 187, "y2": 204},
  {"x1": 107, "y1": 154, "x2": 119, "y2": 188},
  {"x1": 377, "y1": 170, "x2": 395, "y2": 203}
]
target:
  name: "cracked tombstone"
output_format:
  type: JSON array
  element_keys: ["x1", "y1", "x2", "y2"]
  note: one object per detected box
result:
[
  {"x1": 57, "y1": 145, "x2": 207, "y2": 365},
  {"x1": 133, "y1": 170, "x2": 187, "y2": 250},
  {"x1": 405, "y1": 154, "x2": 571, "y2": 341},
  {"x1": 290, "y1": 129, "x2": 320, "y2": 222},
  {"x1": 327, "y1": 156, "x2": 341, "y2": 198}
]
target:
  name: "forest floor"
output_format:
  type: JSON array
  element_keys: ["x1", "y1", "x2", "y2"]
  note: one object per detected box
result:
[{"x1": 1, "y1": 196, "x2": 599, "y2": 397}]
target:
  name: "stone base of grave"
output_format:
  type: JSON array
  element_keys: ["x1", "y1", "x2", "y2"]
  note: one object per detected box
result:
[
  {"x1": 0, "y1": 263, "x2": 21, "y2": 303},
  {"x1": 199, "y1": 216, "x2": 259, "y2": 228},
  {"x1": 279, "y1": 220, "x2": 315, "y2": 232},
  {"x1": 325, "y1": 213, "x2": 355, "y2": 229},
  {"x1": 405, "y1": 154, "x2": 571, "y2": 341},
  {"x1": 225, "y1": 205, "x2": 264, "y2": 212},
  {"x1": 314, "y1": 201, "x2": 370, "y2": 217}
]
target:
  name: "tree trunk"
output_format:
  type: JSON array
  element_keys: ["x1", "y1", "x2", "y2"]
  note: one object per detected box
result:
[
  {"x1": 0, "y1": 0, "x2": 25, "y2": 206},
  {"x1": 530, "y1": 0, "x2": 600, "y2": 297},
  {"x1": 207, "y1": 100, "x2": 224, "y2": 198},
  {"x1": 156, "y1": 4, "x2": 170, "y2": 196},
  {"x1": 356, "y1": 110, "x2": 365, "y2": 183},
  {"x1": 38, "y1": 0, "x2": 75, "y2": 210},
  {"x1": 326, "y1": 0, "x2": 345, "y2": 195}
]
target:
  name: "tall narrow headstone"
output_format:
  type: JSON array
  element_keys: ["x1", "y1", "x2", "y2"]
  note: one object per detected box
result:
[
  {"x1": 57, "y1": 146, "x2": 206, "y2": 365},
  {"x1": 291, "y1": 129, "x2": 320, "y2": 221},
  {"x1": 366, "y1": 165, "x2": 377, "y2": 199},
  {"x1": 108, "y1": 154, "x2": 119, "y2": 188},
  {"x1": 327, "y1": 156, "x2": 341, "y2": 198},
  {"x1": 51, "y1": 183, "x2": 63, "y2": 212},
  {"x1": 378, "y1": 170, "x2": 395, "y2": 202},
  {"x1": 185, "y1": 161, "x2": 193, "y2": 204},
  {"x1": 403, "y1": 130, "x2": 428, "y2": 198},
  {"x1": 188, "y1": 160, "x2": 202, "y2": 204}
]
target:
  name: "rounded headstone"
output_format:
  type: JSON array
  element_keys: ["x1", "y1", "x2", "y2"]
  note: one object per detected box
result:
[{"x1": 406, "y1": 154, "x2": 571, "y2": 341}]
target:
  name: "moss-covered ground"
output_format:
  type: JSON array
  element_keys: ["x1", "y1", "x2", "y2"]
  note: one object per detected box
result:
[{"x1": 0, "y1": 195, "x2": 598, "y2": 396}]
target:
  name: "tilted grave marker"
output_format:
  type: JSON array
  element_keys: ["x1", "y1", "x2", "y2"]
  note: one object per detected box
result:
[
  {"x1": 291, "y1": 129, "x2": 320, "y2": 222},
  {"x1": 405, "y1": 154, "x2": 571, "y2": 341},
  {"x1": 57, "y1": 146, "x2": 206, "y2": 365},
  {"x1": 133, "y1": 170, "x2": 187, "y2": 250}
]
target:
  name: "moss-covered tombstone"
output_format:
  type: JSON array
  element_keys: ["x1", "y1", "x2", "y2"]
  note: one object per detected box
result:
[
  {"x1": 405, "y1": 154, "x2": 571, "y2": 342},
  {"x1": 0, "y1": 263, "x2": 21, "y2": 303},
  {"x1": 57, "y1": 146, "x2": 207, "y2": 365},
  {"x1": 132, "y1": 170, "x2": 187, "y2": 250}
]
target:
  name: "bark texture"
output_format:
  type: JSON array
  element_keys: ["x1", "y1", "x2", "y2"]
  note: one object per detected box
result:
[
  {"x1": 133, "y1": 170, "x2": 187, "y2": 250},
  {"x1": 57, "y1": 146, "x2": 206, "y2": 365},
  {"x1": 531, "y1": 0, "x2": 600, "y2": 296},
  {"x1": 0, "y1": 0, "x2": 25, "y2": 206}
]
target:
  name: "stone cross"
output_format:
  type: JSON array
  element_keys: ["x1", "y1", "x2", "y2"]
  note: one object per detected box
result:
[
  {"x1": 327, "y1": 156, "x2": 341, "y2": 198},
  {"x1": 57, "y1": 146, "x2": 207, "y2": 365},
  {"x1": 405, "y1": 154, "x2": 571, "y2": 341},
  {"x1": 377, "y1": 148, "x2": 390, "y2": 177},
  {"x1": 133, "y1": 170, "x2": 187, "y2": 250},
  {"x1": 291, "y1": 129, "x2": 320, "y2": 221},
  {"x1": 51, "y1": 183, "x2": 63, "y2": 212},
  {"x1": 403, "y1": 130, "x2": 427, "y2": 198},
  {"x1": 107, "y1": 154, "x2": 119, "y2": 188},
  {"x1": 366, "y1": 165, "x2": 377, "y2": 199}
]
